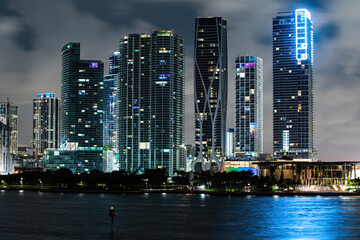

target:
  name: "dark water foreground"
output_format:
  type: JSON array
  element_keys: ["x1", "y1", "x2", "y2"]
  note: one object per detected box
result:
[{"x1": 1, "y1": 190, "x2": 360, "y2": 239}]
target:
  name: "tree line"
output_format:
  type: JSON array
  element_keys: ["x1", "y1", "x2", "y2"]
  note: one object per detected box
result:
[{"x1": 0, "y1": 168, "x2": 300, "y2": 192}]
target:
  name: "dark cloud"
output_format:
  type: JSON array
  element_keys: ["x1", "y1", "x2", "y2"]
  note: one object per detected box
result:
[
  {"x1": 277, "y1": 0, "x2": 333, "y2": 10},
  {"x1": 13, "y1": 23, "x2": 36, "y2": 51},
  {"x1": 71, "y1": 0, "x2": 201, "y2": 41},
  {"x1": 0, "y1": 0, "x2": 36, "y2": 51},
  {"x1": 254, "y1": 34, "x2": 271, "y2": 46},
  {"x1": 318, "y1": 49, "x2": 360, "y2": 90},
  {"x1": 315, "y1": 23, "x2": 340, "y2": 43},
  {"x1": 0, "y1": 0, "x2": 19, "y2": 17}
]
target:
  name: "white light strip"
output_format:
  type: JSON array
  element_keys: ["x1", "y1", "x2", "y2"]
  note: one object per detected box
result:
[{"x1": 295, "y1": 9, "x2": 311, "y2": 61}]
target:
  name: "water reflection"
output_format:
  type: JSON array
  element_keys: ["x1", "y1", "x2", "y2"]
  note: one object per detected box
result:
[{"x1": 0, "y1": 191, "x2": 359, "y2": 239}]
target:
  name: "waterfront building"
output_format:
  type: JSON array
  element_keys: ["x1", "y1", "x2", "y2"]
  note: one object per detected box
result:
[
  {"x1": 150, "y1": 30, "x2": 185, "y2": 175},
  {"x1": 118, "y1": 31, "x2": 185, "y2": 175},
  {"x1": 43, "y1": 148, "x2": 78, "y2": 172},
  {"x1": 118, "y1": 33, "x2": 151, "y2": 172},
  {"x1": 258, "y1": 161, "x2": 360, "y2": 186},
  {"x1": 0, "y1": 101, "x2": 18, "y2": 155},
  {"x1": 60, "y1": 42, "x2": 104, "y2": 172},
  {"x1": 273, "y1": 9, "x2": 315, "y2": 160},
  {"x1": 192, "y1": 16, "x2": 228, "y2": 171},
  {"x1": 0, "y1": 121, "x2": 12, "y2": 174},
  {"x1": 234, "y1": 56, "x2": 263, "y2": 157},
  {"x1": 33, "y1": 92, "x2": 60, "y2": 156}
]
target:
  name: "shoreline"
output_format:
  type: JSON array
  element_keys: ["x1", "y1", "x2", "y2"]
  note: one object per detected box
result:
[{"x1": 1, "y1": 187, "x2": 360, "y2": 196}]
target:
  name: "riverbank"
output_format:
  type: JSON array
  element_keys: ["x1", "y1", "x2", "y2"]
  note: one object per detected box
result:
[{"x1": 1, "y1": 187, "x2": 360, "y2": 196}]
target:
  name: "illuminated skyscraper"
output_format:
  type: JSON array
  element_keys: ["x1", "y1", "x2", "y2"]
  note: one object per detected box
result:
[
  {"x1": 0, "y1": 101, "x2": 18, "y2": 155},
  {"x1": 0, "y1": 101, "x2": 17, "y2": 173},
  {"x1": 118, "y1": 33, "x2": 151, "y2": 171},
  {"x1": 150, "y1": 30, "x2": 185, "y2": 175},
  {"x1": 33, "y1": 92, "x2": 60, "y2": 156},
  {"x1": 273, "y1": 9, "x2": 315, "y2": 160},
  {"x1": 234, "y1": 56, "x2": 263, "y2": 157},
  {"x1": 60, "y1": 42, "x2": 104, "y2": 172},
  {"x1": 103, "y1": 75, "x2": 118, "y2": 150},
  {"x1": 192, "y1": 16, "x2": 228, "y2": 171},
  {"x1": 118, "y1": 31, "x2": 185, "y2": 174},
  {"x1": 109, "y1": 51, "x2": 120, "y2": 75}
]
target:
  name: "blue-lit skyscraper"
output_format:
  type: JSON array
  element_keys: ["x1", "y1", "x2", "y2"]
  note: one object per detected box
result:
[{"x1": 273, "y1": 9, "x2": 315, "y2": 160}]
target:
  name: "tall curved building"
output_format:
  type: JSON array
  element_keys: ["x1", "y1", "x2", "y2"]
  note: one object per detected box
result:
[{"x1": 192, "y1": 17, "x2": 228, "y2": 171}]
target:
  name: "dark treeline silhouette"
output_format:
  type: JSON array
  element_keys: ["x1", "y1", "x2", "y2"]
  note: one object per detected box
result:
[{"x1": 0, "y1": 168, "x2": 299, "y2": 192}]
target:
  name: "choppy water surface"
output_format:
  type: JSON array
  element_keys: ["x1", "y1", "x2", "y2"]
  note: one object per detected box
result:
[{"x1": 1, "y1": 191, "x2": 360, "y2": 239}]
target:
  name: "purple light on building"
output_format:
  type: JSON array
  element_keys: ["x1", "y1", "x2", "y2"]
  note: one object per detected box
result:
[{"x1": 89, "y1": 62, "x2": 98, "y2": 68}]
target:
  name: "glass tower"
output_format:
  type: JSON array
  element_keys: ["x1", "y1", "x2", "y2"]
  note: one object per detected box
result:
[
  {"x1": 103, "y1": 75, "x2": 118, "y2": 149},
  {"x1": 33, "y1": 92, "x2": 60, "y2": 156},
  {"x1": 0, "y1": 102, "x2": 18, "y2": 155},
  {"x1": 61, "y1": 42, "x2": 104, "y2": 172},
  {"x1": 272, "y1": 9, "x2": 315, "y2": 160},
  {"x1": 109, "y1": 51, "x2": 120, "y2": 75},
  {"x1": 118, "y1": 34, "x2": 151, "y2": 171},
  {"x1": 192, "y1": 16, "x2": 228, "y2": 171},
  {"x1": 234, "y1": 56, "x2": 263, "y2": 157},
  {"x1": 150, "y1": 30, "x2": 185, "y2": 175},
  {"x1": 118, "y1": 31, "x2": 185, "y2": 174}
]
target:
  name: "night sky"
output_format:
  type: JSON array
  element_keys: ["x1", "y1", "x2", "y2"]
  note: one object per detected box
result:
[{"x1": 0, "y1": 0, "x2": 359, "y2": 161}]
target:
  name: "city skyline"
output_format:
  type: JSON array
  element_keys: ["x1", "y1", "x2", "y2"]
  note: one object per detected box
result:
[{"x1": 0, "y1": 0, "x2": 359, "y2": 161}]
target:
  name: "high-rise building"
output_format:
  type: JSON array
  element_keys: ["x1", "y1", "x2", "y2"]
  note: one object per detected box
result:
[
  {"x1": 109, "y1": 51, "x2": 120, "y2": 75},
  {"x1": 150, "y1": 30, "x2": 185, "y2": 175},
  {"x1": 33, "y1": 92, "x2": 60, "y2": 156},
  {"x1": 234, "y1": 56, "x2": 263, "y2": 157},
  {"x1": 118, "y1": 31, "x2": 185, "y2": 174},
  {"x1": 0, "y1": 120, "x2": 11, "y2": 174},
  {"x1": 0, "y1": 101, "x2": 18, "y2": 155},
  {"x1": 118, "y1": 33, "x2": 151, "y2": 172},
  {"x1": 192, "y1": 16, "x2": 228, "y2": 171},
  {"x1": 103, "y1": 74, "x2": 118, "y2": 149},
  {"x1": 272, "y1": 9, "x2": 315, "y2": 160},
  {"x1": 60, "y1": 42, "x2": 104, "y2": 172}
]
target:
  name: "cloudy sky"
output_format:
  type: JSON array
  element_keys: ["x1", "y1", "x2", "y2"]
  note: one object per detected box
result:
[{"x1": 0, "y1": 0, "x2": 359, "y2": 161}]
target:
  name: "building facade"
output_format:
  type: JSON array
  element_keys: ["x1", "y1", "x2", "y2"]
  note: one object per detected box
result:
[
  {"x1": 118, "y1": 31, "x2": 185, "y2": 175},
  {"x1": 109, "y1": 51, "x2": 120, "y2": 75},
  {"x1": 0, "y1": 102, "x2": 18, "y2": 155},
  {"x1": 234, "y1": 56, "x2": 263, "y2": 157},
  {"x1": 0, "y1": 121, "x2": 12, "y2": 174},
  {"x1": 118, "y1": 33, "x2": 152, "y2": 172},
  {"x1": 150, "y1": 30, "x2": 185, "y2": 175},
  {"x1": 193, "y1": 16, "x2": 228, "y2": 171},
  {"x1": 103, "y1": 74, "x2": 118, "y2": 150},
  {"x1": 60, "y1": 42, "x2": 104, "y2": 172},
  {"x1": 273, "y1": 9, "x2": 315, "y2": 160},
  {"x1": 33, "y1": 92, "x2": 60, "y2": 156}
]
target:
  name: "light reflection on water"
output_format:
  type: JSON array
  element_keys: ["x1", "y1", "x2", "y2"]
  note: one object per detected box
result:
[{"x1": 0, "y1": 191, "x2": 360, "y2": 239}]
